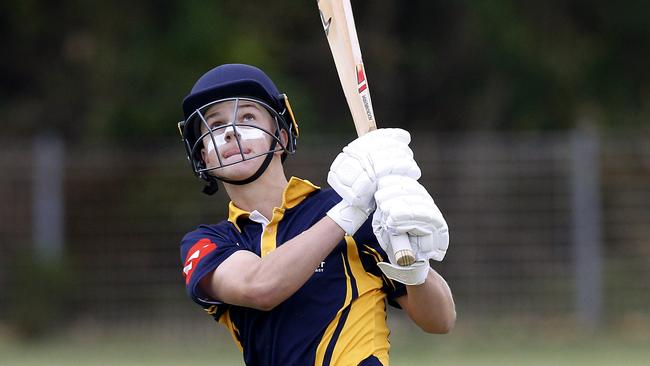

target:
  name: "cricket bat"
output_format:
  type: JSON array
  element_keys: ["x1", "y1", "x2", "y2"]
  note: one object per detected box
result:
[{"x1": 317, "y1": 0, "x2": 415, "y2": 266}]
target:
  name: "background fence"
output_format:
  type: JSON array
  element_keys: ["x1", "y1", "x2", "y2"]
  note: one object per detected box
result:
[{"x1": 1, "y1": 129, "x2": 649, "y2": 340}]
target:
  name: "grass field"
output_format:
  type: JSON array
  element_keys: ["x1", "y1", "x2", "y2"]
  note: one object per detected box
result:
[{"x1": 2, "y1": 322, "x2": 649, "y2": 365}]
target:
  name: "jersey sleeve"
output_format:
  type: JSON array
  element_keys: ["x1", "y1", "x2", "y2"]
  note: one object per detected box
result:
[
  {"x1": 180, "y1": 226, "x2": 243, "y2": 308},
  {"x1": 353, "y1": 218, "x2": 407, "y2": 308}
]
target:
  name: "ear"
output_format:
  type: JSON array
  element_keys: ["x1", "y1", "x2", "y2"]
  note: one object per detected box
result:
[
  {"x1": 275, "y1": 129, "x2": 289, "y2": 157},
  {"x1": 201, "y1": 146, "x2": 208, "y2": 164},
  {"x1": 279, "y1": 128, "x2": 289, "y2": 146},
  {"x1": 273, "y1": 129, "x2": 289, "y2": 156}
]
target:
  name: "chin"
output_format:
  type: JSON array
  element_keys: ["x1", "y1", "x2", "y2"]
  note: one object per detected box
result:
[{"x1": 214, "y1": 157, "x2": 265, "y2": 181}]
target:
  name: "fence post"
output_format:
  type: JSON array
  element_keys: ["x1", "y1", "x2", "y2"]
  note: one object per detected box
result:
[
  {"x1": 570, "y1": 126, "x2": 603, "y2": 330},
  {"x1": 32, "y1": 133, "x2": 65, "y2": 264}
]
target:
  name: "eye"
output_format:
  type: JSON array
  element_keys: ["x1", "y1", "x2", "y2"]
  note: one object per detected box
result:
[
  {"x1": 205, "y1": 117, "x2": 225, "y2": 129},
  {"x1": 242, "y1": 113, "x2": 256, "y2": 122}
]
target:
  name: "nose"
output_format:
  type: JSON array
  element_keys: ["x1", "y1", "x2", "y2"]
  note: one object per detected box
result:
[{"x1": 223, "y1": 126, "x2": 241, "y2": 142}]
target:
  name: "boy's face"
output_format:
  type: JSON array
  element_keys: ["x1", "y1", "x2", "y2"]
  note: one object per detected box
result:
[{"x1": 198, "y1": 99, "x2": 282, "y2": 181}]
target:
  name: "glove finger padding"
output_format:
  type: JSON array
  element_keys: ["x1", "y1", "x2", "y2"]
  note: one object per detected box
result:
[
  {"x1": 327, "y1": 152, "x2": 376, "y2": 213},
  {"x1": 373, "y1": 176, "x2": 449, "y2": 262},
  {"x1": 348, "y1": 128, "x2": 412, "y2": 147},
  {"x1": 345, "y1": 128, "x2": 420, "y2": 180},
  {"x1": 367, "y1": 145, "x2": 421, "y2": 179},
  {"x1": 343, "y1": 139, "x2": 420, "y2": 179},
  {"x1": 327, "y1": 151, "x2": 376, "y2": 235},
  {"x1": 372, "y1": 210, "x2": 396, "y2": 264}
]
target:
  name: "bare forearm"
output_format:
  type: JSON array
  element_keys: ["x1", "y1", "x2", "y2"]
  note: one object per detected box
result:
[
  {"x1": 400, "y1": 268, "x2": 456, "y2": 333},
  {"x1": 252, "y1": 217, "x2": 344, "y2": 302},
  {"x1": 205, "y1": 216, "x2": 346, "y2": 310}
]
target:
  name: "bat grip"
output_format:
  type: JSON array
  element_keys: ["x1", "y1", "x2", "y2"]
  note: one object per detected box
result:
[{"x1": 390, "y1": 234, "x2": 415, "y2": 266}]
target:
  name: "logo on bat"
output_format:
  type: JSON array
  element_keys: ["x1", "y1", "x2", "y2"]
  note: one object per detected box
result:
[
  {"x1": 318, "y1": 2, "x2": 332, "y2": 35},
  {"x1": 356, "y1": 64, "x2": 374, "y2": 121},
  {"x1": 356, "y1": 64, "x2": 368, "y2": 93}
]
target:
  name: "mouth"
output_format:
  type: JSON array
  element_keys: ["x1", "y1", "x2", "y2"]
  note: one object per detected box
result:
[{"x1": 222, "y1": 146, "x2": 252, "y2": 159}]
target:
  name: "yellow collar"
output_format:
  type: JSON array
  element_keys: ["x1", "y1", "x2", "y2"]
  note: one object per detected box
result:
[{"x1": 227, "y1": 177, "x2": 320, "y2": 230}]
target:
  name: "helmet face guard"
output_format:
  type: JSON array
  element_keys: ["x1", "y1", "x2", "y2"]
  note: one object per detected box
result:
[
  {"x1": 178, "y1": 64, "x2": 299, "y2": 194},
  {"x1": 179, "y1": 97, "x2": 295, "y2": 180}
]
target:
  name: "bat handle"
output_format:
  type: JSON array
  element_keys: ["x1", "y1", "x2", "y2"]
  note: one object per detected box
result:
[{"x1": 390, "y1": 234, "x2": 416, "y2": 266}]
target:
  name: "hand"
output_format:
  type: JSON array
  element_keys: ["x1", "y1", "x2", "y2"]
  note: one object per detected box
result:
[
  {"x1": 373, "y1": 175, "x2": 449, "y2": 261},
  {"x1": 327, "y1": 129, "x2": 420, "y2": 235},
  {"x1": 372, "y1": 176, "x2": 449, "y2": 285},
  {"x1": 343, "y1": 128, "x2": 421, "y2": 180}
]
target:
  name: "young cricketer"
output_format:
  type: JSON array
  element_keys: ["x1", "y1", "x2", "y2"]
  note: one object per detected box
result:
[{"x1": 178, "y1": 63, "x2": 455, "y2": 366}]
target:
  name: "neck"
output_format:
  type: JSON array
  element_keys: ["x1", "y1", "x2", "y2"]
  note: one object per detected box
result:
[{"x1": 223, "y1": 162, "x2": 288, "y2": 220}]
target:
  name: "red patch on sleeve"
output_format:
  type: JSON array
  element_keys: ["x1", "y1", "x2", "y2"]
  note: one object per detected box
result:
[{"x1": 183, "y1": 238, "x2": 217, "y2": 284}]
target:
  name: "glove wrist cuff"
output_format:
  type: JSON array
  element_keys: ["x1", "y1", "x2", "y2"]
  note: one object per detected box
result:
[
  {"x1": 327, "y1": 201, "x2": 368, "y2": 235},
  {"x1": 377, "y1": 260, "x2": 429, "y2": 285}
]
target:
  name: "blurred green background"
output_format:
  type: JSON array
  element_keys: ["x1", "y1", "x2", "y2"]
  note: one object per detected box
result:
[{"x1": 1, "y1": 0, "x2": 649, "y2": 364}]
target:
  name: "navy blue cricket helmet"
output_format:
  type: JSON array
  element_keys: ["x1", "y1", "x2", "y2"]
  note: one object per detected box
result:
[{"x1": 178, "y1": 64, "x2": 300, "y2": 194}]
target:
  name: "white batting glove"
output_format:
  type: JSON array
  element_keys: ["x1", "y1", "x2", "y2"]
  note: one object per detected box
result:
[
  {"x1": 344, "y1": 128, "x2": 422, "y2": 180},
  {"x1": 372, "y1": 176, "x2": 449, "y2": 285},
  {"x1": 327, "y1": 129, "x2": 420, "y2": 235}
]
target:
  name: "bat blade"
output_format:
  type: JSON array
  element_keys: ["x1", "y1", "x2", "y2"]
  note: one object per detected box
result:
[
  {"x1": 318, "y1": 0, "x2": 376, "y2": 136},
  {"x1": 317, "y1": 0, "x2": 415, "y2": 267}
]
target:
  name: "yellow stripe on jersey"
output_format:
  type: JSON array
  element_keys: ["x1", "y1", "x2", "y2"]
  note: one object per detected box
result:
[
  {"x1": 364, "y1": 244, "x2": 398, "y2": 291},
  {"x1": 330, "y1": 236, "x2": 389, "y2": 365},
  {"x1": 260, "y1": 207, "x2": 284, "y2": 257},
  {"x1": 363, "y1": 244, "x2": 383, "y2": 263},
  {"x1": 260, "y1": 177, "x2": 319, "y2": 257},
  {"x1": 218, "y1": 309, "x2": 243, "y2": 353},
  {"x1": 315, "y1": 237, "x2": 390, "y2": 366},
  {"x1": 315, "y1": 252, "x2": 353, "y2": 365}
]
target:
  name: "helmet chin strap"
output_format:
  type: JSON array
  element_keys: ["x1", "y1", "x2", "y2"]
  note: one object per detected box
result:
[
  {"x1": 203, "y1": 133, "x2": 279, "y2": 193},
  {"x1": 221, "y1": 140, "x2": 277, "y2": 186}
]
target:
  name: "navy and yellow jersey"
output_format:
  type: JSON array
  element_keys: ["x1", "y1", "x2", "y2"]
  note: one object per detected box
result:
[{"x1": 180, "y1": 177, "x2": 406, "y2": 366}]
